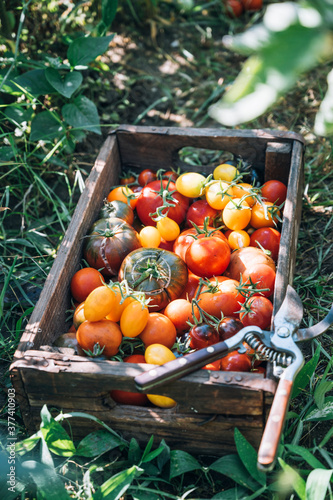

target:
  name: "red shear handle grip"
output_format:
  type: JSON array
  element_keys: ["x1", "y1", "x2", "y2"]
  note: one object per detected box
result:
[{"x1": 257, "y1": 378, "x2": 293, "y2": 472}]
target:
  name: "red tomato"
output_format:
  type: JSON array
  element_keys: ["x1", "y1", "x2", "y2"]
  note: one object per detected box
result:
[
  {"x1": 162, "y1": 170, "x2": 179, "y2": 183},
  {"x1": 241, "y1": 0, "x2": 262, "y2": 10},
  {"x1": 242, "y1": 263, "x2": 276, "y2": 298},
  {"x1": 120, "y1": 173, "x2": 136, "y2": 185},
  {"x1": 136, "y1": 179, "x2": 189, "y2": 226},
  {"x1": 173, "y1": 226, "x2": 227, "y2": 262},
  {"x1": 163, "y1": 299, "x2": 199, "y2": 335},
  {"x1": 179, "y1": 272, "x2": 201, "y2": 301},
  {"x1": 240, "y1": 296, "x2": 273, "y2": 330},
  {"x1": 70, "y1": 267, "x2": 105, "y2": 303},
  {"x1": 139, "y1": 312, "x2": 177, "y2": 349},
  {"x1": 185, "y1": 236, "x2": 231, "y2": 278},
  {"x1": 138, "y1": 169, "x2": 157, "y2": 187},
  {"x1": 225, "y1": 0, "x2": 244, "y2": 17},
  {"x1": 185, "y1": 200, "x2": 219, "y2": 228},
  {"x1": 159, "y1": 237, "x2": 175, "y2": 251},
  {"x1": 224, "y1": 247, "x2": 276, "y2": 281},
  {"x1": 250, "y1": 227, "x2": 281, "y2": 262},
  {"x1": 195, "y1": 276, "x2": 245, "y2": 318},
  {"x1": 261, "y1": 180, "x2": 287, "y2": 205},
  {"x1": 110, "y1": 354, "x2": 148, "y2": 406},
  {"x1": 76, "y1": 319, "x2": 123, "y2": 358},
  {"x1": 188, "y1": 323, "x2": 220, "y2": 350},
  {"x1": 220, "y1": 351, "x2": 252, "y2": 371}
]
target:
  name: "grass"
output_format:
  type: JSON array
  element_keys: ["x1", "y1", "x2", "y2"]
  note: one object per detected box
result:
[{"x1": 1, "y1": 1, "x2": 333, "y2": 498}]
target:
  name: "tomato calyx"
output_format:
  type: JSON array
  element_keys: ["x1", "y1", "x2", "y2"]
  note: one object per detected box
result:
[
  {"x1": 236, "y1": 275, "x2": 271, "y2": 300},
  {"x1": 131, "y1": 258, "x2": 169, "y2": 288},
  {"x1": 83, "y1": 342, "x2": 106, "y2": 358},
  {"x1": 111, "y1": 337, "x2": 145, "y2": 361},
  {"x1": 188, "y1": 218, "x2": 225, "y2": 240},
  {"x1": 91, "y1": 220, "x2": 127, "y2": 239},
  {"x1": 149, "y1": 178, "x2": 179, "y2": 222}
]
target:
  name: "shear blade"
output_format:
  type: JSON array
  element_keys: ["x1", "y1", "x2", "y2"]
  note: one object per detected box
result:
[{"x1": 274, "y1": 285, "x2": 304, "y2": 334}]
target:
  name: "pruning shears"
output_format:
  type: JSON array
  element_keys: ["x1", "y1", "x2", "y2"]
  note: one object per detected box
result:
[{"x1": 134, "y1": 285, "x2": 333, "y2": 472}]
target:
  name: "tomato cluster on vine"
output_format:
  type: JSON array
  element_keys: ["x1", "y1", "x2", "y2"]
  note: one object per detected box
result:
[{"x1": 58, "y1": 162, "x2": 287, "y2": 409}]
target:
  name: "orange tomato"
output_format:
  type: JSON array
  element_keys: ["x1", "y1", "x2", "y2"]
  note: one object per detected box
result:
[
  {"x1": 70, "y1": 267, "x2": 105, "y2": 303},
  {"x1": 251, "y1": 201, "x2": 281, "y2": 229},
  {"x1": 76, "y1": 319, "x2": 122, "y2": 357},
  {"x1": 107, "y1": 185, "x2": 138, "y2": 210},
  {"x1": 139, "y1": 313, "x2": 177, "y2": 349},
  {"x1": 105, "y1": 288, "x2": 134, "y2": 322},
  {"x1": 163, "y1": 299, "x2": 200, "y2": 335},
  {"x1": 84, "y1": 285, "x2": 117, "y2": 322}
]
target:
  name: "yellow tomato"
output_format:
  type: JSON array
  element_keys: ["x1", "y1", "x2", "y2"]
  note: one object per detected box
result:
[
  {"x1": 213, "y1": 163, "x2": 239, "y2": 182},
  {"x1": 156, "y1": 217, "x2": 180, "y2": 241},
  {"x1": 105, "y1": 288, "x2": 134, "y2": 322},
  {"x1": 222, "y1": 198, "x2": 252, "y2": 231},
  {"x1": 145, "y1": 343, "x2": 177, "y2": 408},
  {"x1": 139, "y1": 226, "x2": 161, "y2": 248},
  {"x1": 84, "y1": 286, "x2": 117, "y2": 322},
  {"x1": 232, "y1": 182, "x2": 256, "y2": 207},
  {"x1": 228, "y1": 230, "x2": 251, "y2": 250},
  {"x1": 175, "y1": 172, "x2": 206, "y2": 198},
  {"x1": 120, "y1": 300, "x2": 149, "y2": 338},
  {"x1": 205, "y1": 180, "x2": 234, "y2": 210}
]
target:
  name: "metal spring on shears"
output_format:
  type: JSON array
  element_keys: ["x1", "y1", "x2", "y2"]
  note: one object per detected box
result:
[{"x1": 244, "y1": 332, "x2": 293, "y2": 367}]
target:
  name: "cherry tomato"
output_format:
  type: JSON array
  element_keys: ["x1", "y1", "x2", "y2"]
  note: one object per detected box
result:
[
  {"x1": 73, "y1": 302, "x2": 86, "y2": 330},
  {"x1": 84, "y1": 285, "x2": 117, "y2": 322},
  {"x1": 222, "y1": 198, "x2": 252, "y2": 231},
  {"x1": 231, "y1": 182, "x2": 256, "y2": 207},
  {"x1": 105, "y1": 288, "x2": 134, "y2": 323},
  {"x1": 162, "y1": 170, "x2": 179, "y2": 182},
  {"x1": 188, "y1": 323, "x2": 220, "y2": 350},
  {"x1": 156, "y1": 216, "x2": 180, "y2": 241},
  {"x1": 107, "y1": 186, "x2": 138, "y2": 210},
  {"x1": 136, "y1": 179, "x2": 189, "y2": 227},
  {"x1": 175, "y1": 172, "x2": 206, "y2": 198},
  {"x1": 70, "y1": 267, "x2": 105, "y2": 303},
  {"x1": 120, "y1": 301, "x2": 149, "y2": 338},
  {"x1": 138, "y1": 169, "x2": 157, "y2": 187},
  {"x1": 120, "y1": 173, "x2": 136, "y2": 185},
  {"x1": 144, "y1": 344, "x2": 177, "y2": 408},
  {"x1": 110, "y1": 354, "x2": 149, "y2": 406},
  {"x1": 225, "y1": 0, "x2": 244, "y2": 17},
  {"x1": 205, "y1": 180, "x2": 234, "y2": 210},
  {"x1": 185, "y1": 236, "x2": 231, "y2": 278},
  {"x1": 251, "y1": 201, "x2": 281, "y2": 229},
  {"x1": 213, "y1": 163, "x2": 239, "y2": 182},
  {"x1": 228, "y1": 230, "x2": 251, "y2": 250},
  {"x1": 250, "y1": 227, "x2": 281, "y2": 262},
  {"x1": 218, "y1": 317, "x2": 244, "y2": 341},
  {"x1": 242, "y1": 263, "x2": 276, "y2": 298},
  {"x1": 163, "y1": 299, "x2": 200, "y2": 335},
  {"x1": 195, "y1": 276, "x2": 245, "y2": 318},
  {"x1": 139, "y1": 312, "x2": 177, "y2": 349},
  {"x1": 76, "y1": 319, "x2": 123, "y2": 357},
  {"x1": 261, "y1": 180, "x2": 287, "y2": 205},
  {"x1": 241, "y1": 0, "x2": 262, "y2": 10},
  {"x1": 159, "y1": 237, "x2": 175, "y2": 251},
  {"x1": 220, "y1": 351, "x2": 252, "y2": 371},
  {"x1": 185, "y1": 200, "x2": 219, "y2": 228},
  {"x1": 139, "y1": 226, "x2": 161, "y2": 248},
  {"x1": 240, "y1": 296, "x2": 273, "y2": 330}
]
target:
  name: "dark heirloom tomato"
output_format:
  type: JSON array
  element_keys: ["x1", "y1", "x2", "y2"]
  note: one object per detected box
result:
[
  {"x1": 99, "y1": 199, "x2": 134, "y2": 225},
  {"x1": 188, "y1": 323, "x2": 220, "y2": 350},
  {"x1": 118, "y1": 248, "x2": 188, "y2": 311},
  {"x1": 218, "y1": 317, "x2": 244, "y2": 341},
  {"x1": 135, "y1": 179, "x2": 189, "y2": 227},
  {"x1": 83, "y1": 217, "x2": 141, "y2": 277}
]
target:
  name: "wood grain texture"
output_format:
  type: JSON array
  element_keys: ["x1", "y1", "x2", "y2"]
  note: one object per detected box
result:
[{"x1": 9, "y1": 126, "x2": 305, "y2": 456}]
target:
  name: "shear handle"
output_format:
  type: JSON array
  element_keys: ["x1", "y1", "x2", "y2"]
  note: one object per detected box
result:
[
  {"x1": 257, "y1": 343, "x2": 304, "y2": 472},
  {"x1": 135, "y1": 326, "x2": 262, "y2": 392}
]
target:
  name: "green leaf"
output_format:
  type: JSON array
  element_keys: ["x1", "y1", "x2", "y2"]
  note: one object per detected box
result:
[
  {"x1": 169, "y1": 450, "x2": 202, "y2": 480},
  {"x1": 12, "y1": 69, "x2": 55, "y2": 97},
  {"x1": 304, "y1": 397, "x2": 333, "y2": 422},
  {"x1": 76, "y1": 429, "x2": 123, "y2": 457},
  {"x1": 40, "y1": 405, "x2": 76, "y2": 457},
  {"x1": 92, "y1": 465, "x2": 141, "y2": 500},
  {"x1": 234, "y1": 428, "x2": 266, "y2": 486},
  {"x1": 67, "y1": 34, "x2": 114, "y2": 68},
  {"x1": 21, "y1": 460, "x2": 70, "y2": 500},
  {"x1": 314, "y1": 380, "x2": 333, "y2": 410},
  {"x1": 156, "y1": 439, "x2": 170, "y2": 472},
  {"x1": 285, "y1": 445, "x2": 326, "y2": 470},
  {"x1": 5, "y1": 104, "x2": 33, "y2": 124},
  {"x1": 30, "y1": 111, "x2": 65, "y2": 142},
  {"x1": 209, "y1": 454, "x2": 260, "y2": 492},
  {"x1": 292, "y1": 344, "x2": 321, "y2": 399},
  {"x1": 128, "y1": 438, "x2": 142, "y2": 464},
  {"x1": 62, "y1": 95, "x2": 101, "y2": 135},
  {"x1": 45, "y1": 68, "x2": 83, "y2": 98},
  {"x1": 15, "y1": 434, "x2": 41, "y2": 456},
  {"x1": 211, "y1": 486, "x2": 249, "y2": 499},
  {"x1": 209, "y1": 3, "x2": 332, "y2": 127},
  {"x1": 306, "y1": 469, "x2": 333, "y2": 500},
  {"x1": 102, "y1": 0, "x2": 118, "y2": 27},
  {"x1": 278, "y1": 458, "x2": 306, "y2": 500}
]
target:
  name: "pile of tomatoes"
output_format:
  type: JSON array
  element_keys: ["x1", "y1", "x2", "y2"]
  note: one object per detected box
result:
[{"x1": 60, "y1": 161, "x2": 287, "y2": 409}]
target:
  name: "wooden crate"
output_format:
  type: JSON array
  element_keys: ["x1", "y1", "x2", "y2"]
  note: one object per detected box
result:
[{"x1": 10, "y1": 126, "x2": 305, "y2": 456}]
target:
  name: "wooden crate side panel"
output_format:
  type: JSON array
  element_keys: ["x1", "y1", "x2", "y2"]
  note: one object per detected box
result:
[
  {"x1": 273, "y1": 140, "x2": 304, "y2": 314},
  {"x1": 265, "y1": 142, "x2": 292, "y2": 185},
  {"x1": 114, "y1": 126, "x2": 305, "y2": 174},
  {"x1": 12, "y1": 136, "x2": 121, "y2": 358},
  {"x1": 25, "y1": 404, "x2": 264, "y2": 456}
]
